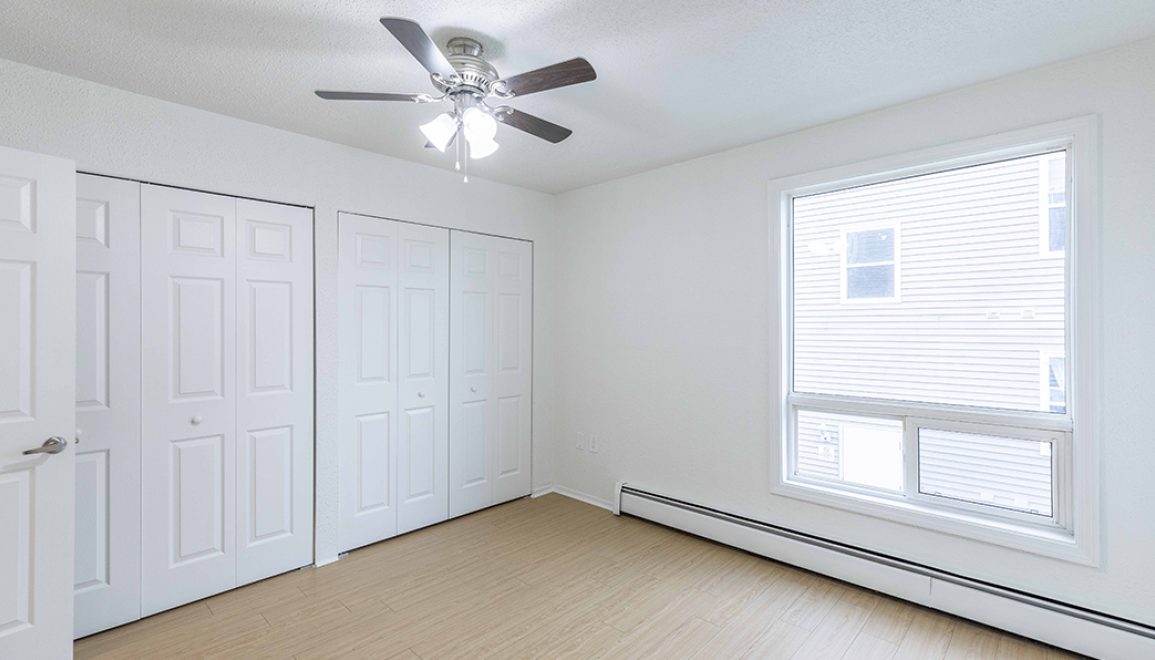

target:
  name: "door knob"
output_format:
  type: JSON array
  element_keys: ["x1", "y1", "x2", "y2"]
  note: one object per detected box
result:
[
  {"x1": 417, "y1": 391, "x2": 425, "y2": 398},
  {"x1": 191, "y1": 415, "x2": 203, "y2": 425},
  {"x1": 471, "y1": 386, "x2": 477, "y2": 392},
  {"x1": 24, "y1": 437, "x2": 68, "y2": 456}
]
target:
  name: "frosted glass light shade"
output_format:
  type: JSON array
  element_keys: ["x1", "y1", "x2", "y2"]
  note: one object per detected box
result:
[
  {"x1": 462, "y1": 107, "x2": 497, "y2": 143},
  {"x1": 420, "y1": 113, "x2": 457, "y2": 151},
  {"x1": 469, "y1": 137, "x2": 499, "y2": 159}
]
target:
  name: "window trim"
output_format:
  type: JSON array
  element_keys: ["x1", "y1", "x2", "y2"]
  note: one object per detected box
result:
[
  {"x1": 839, "y1": 223, "x2": 901, "y2": 304},
  {"x1": 769, "y1": 117, "x2": 1100, "y2": 565}
]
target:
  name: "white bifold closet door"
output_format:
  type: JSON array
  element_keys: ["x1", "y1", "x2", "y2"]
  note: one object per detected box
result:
[
  {"x1": 74, "y1": 174, "x2": 141, "y2": 638},
  {"x1": 449, "y1": 232, "x2": 533, "y2": 518},
  {"x1": 338, "y1": 213, "x2": 449, "y2": 552},
  {"x1": 140, "y1": 185, "x2": 313, "y2": 616}
]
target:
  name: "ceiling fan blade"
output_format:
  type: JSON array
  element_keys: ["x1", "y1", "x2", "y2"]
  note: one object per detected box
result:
[
  {"x1": 498, "y1": 109, "x2": 573, "y2": 144},
  {"x1": 315, "y1": 91, "x2": 429, "y2": 102},
  {"x1": 497, "y1": 58, "x2": 596, "y2": 97},
  {"x1": 380, "y1": 17, "x2": 457, "y2": 80}
]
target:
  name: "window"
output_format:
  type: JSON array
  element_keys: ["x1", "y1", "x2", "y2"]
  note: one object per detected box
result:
[
  {"x1": 772, "y1": 119, "x2": 1098, "y2": 563},
  {"x1": 1040, "y1": 153, "x2": 1066, "y2": 255},
  {"x1": 841, "y1": 225, "x2": 899, "y2": 302}
]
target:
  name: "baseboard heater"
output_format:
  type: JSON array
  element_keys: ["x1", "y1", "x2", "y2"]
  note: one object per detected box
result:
[{"x1": 616, "y1": 484, "x2": 1153, "y2": 660}]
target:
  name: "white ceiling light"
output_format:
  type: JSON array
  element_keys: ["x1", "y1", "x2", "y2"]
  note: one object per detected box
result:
[
  {"x1": 468, "y1": 136, "x2": 499, "y2": 159},
  {"x1": 462, "y1": 107, "x2": 498, "y2": 159},
  {"x1": 419, "y1": 112, "x2": 457, "y2": 152}
]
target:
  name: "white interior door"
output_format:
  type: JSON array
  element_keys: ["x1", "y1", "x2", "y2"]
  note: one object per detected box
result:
[
  {"x1": 140, "y1": 184, "x2": 237, "y2": 616},
  {"x1": 0, "y1": 146, "x2": 76, "y2": 660},
  {"x1": 235, "y1": 199, "x2": 314, "y2": 585},
  {"x1": 449, "y1": 232, "x2": 533, "y2": 517},
  {"x1": 396, "y1": 223, "x2": 449, "y2": 534},
  {"x1": 338, "y1": 213, "x2": 399, "y2": 551},
  {"x1": 73, "y1": 174, "x2": 141, "y2": 638}
]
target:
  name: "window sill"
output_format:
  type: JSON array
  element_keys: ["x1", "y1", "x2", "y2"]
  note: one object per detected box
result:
[{"x1": 771, "y1": 477, "x2": 1096, "y2": 566}]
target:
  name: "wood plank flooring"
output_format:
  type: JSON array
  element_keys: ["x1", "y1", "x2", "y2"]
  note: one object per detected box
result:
[{"x1": 75, "y1": 494, "x2": 1089, "y2": 660}]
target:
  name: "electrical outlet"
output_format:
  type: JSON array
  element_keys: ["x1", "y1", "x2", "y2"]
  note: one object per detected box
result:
[
  {"x1": 576, "y1": 433, "x2": 586, "y2": 451},
  {"x1": 589, "y1": 434, "x2": 599, "y2": 454}
]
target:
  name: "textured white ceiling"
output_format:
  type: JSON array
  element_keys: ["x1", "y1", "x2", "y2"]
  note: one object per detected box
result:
[{"x1": 3, "y1": 1, "x2": 1154, "y2": 193}]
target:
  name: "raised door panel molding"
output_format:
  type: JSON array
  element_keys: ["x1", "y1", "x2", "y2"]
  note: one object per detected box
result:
[
  {"x1": 0, "y1": 261, "x2": 33, "y2": 423},
  {"x1": 356, "y1": 286, "x2": 391, "y2": 383},
  {"x1": 248, "y1": 281, "x2": 292, "y2": 394},
  {"x1": 73, "y1": 451, "x2": 110, "y2": 594},
  {"x1": 75, "y1": 271, "x2": 110, "y2": 410},
  {"x1": 246, "y1": 426, "x2": 293, "y2": 545},
  {"x1": 0, "y1": 175, "x2": 34, "y2": 233},
  {"x1": 171, "y1": 276, "x2": 225, "y2": 401},
  {"x1": 356, "y1": 412, "x2": 391, "y2": 514},
  {"x1": 0, "y1": 469, "x2": 32, "y2": 637},
  {"x1": 76, "y1": 198, "x2": 110, "y2": 247}
]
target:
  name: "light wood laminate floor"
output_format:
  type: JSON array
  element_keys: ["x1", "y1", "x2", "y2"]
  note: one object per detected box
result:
[{"x1": 76, "y1": 494, "x2": 1088, "y2": 660}]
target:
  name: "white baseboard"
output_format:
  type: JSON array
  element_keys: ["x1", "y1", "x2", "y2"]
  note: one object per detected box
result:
[
  {"x1": 550, "y1": 485, "x2": 615, "y2": 511},
  {"x1": 531, "y1": 483, "x2": 556, "y2": 498},
  {"x1": 619, "y1": 486, "x2": 1153, "y2": 660}
]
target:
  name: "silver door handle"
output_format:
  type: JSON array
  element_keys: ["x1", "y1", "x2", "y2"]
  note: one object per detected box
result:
[{"x1": 24, "y1": 437, "x2": 68, "y2": 455}]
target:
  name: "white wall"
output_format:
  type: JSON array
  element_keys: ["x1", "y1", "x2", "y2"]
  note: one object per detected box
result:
[
  {"x1": 0, "y1": 58, "x2": 558, "y2": 566},
  {"x1": 554, "y1": 37, "x2": 1155, "y2": 625}
]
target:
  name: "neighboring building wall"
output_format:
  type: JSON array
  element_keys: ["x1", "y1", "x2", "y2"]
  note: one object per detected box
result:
[{"x1": 792, "y1": 152, "x2": 1065, "y2": 505}]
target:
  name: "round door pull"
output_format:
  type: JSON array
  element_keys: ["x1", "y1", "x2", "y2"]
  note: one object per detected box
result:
[
  {"x1": 471, "y1": 386, "x2": 477, "y2": 392},
  {"x1": 417, "y1": 391, "x2": 426, "y2": 398},
  {"x1": 191, "y1": 415, "x2": 203, "y2": 425}
]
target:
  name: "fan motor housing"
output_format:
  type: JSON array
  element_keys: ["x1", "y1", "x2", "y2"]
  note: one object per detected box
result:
[{"x1": 435, "y1": 37, "x2": 499, "y2": 95}]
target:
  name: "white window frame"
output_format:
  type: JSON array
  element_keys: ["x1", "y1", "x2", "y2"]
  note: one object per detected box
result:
[
  {"x1": 1039, "y1": 151, "x2": 1068, "y2": 257},
  {"x1": 769, "y1": 117, "x2": 1100, "y2": 565},
  {"x1": 839, "y1": 223, "x2": 901, "y2": 304}
]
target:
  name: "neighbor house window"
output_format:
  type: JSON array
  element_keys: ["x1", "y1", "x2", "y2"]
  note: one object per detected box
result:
[
  {"x1": 841, "y1": 225, "x2": 899, "y2": 302},
  {"x1": 773, "y1": 120, "x2": 1097, "y2": 561},
  {"x1": 1042, "y1": 351, "x2": 1066, "y2": 414},
  {"x1": 1040, "y1": 152, "x2": 1066, "y2": 255}
]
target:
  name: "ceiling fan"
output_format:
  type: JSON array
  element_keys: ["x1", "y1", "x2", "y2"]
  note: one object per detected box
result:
[{"x1": 316, "y1": 17, "x2": 596, "y2": 180}]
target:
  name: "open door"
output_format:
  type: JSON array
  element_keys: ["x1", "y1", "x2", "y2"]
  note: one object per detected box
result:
[{"x1": 0, "y1": 145, "x2": 77, "y2": 659}]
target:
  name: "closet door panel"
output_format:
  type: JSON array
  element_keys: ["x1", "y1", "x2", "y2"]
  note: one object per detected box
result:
[
  {"x1": 141, "y1": 185, "x2": 236, "y2": 616},
  {"x1": 492, "y1": 241, "x2": 532, "y2": 504},
  {"x1": 449, "y1": 233, "x2": 495, "y2": 517},
  {"x1": 397, "y1": 224, "x2": 449, "y2": 533},
  {"x1": 235, "y1": 199, "x2": 313, "y2": 586},
  {"x1": 449, "y1": 232, "x2": 533, "y2": 517},
  {"x1": 73, "y1": 174, "x2": 141, "y2": 638},
  {"x1": 338, "y1": 213, "x2": 399, "y2": 551}
]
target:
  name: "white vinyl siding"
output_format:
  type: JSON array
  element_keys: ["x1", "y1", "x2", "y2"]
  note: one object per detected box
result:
[
  {"x1": 918, "y1": 427, "x2": 1053, "y2": 517},
  {"x1": 792, "y1": 152, "x2": 1065, "y2": 413},
  {"x1": 787, "y1": 150, "x2": 1071, "y2": 525}
]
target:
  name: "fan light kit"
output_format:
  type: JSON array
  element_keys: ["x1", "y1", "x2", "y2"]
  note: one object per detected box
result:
[{"x1": 317, "y1": 18, "x2": 597, "y2": 182}]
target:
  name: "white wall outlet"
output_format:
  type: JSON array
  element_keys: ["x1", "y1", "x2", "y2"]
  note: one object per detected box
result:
[
  {"x1": 589, "y1": 434, "x2": 599, "y2": 454},
  {"x1": 576, "y1": 432, "x2": 586, "y2": 451}
]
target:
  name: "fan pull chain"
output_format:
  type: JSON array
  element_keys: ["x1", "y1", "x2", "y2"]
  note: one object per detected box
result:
[{"x1": 455, "y1": 124, "x2": 462, "y2": 172}]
